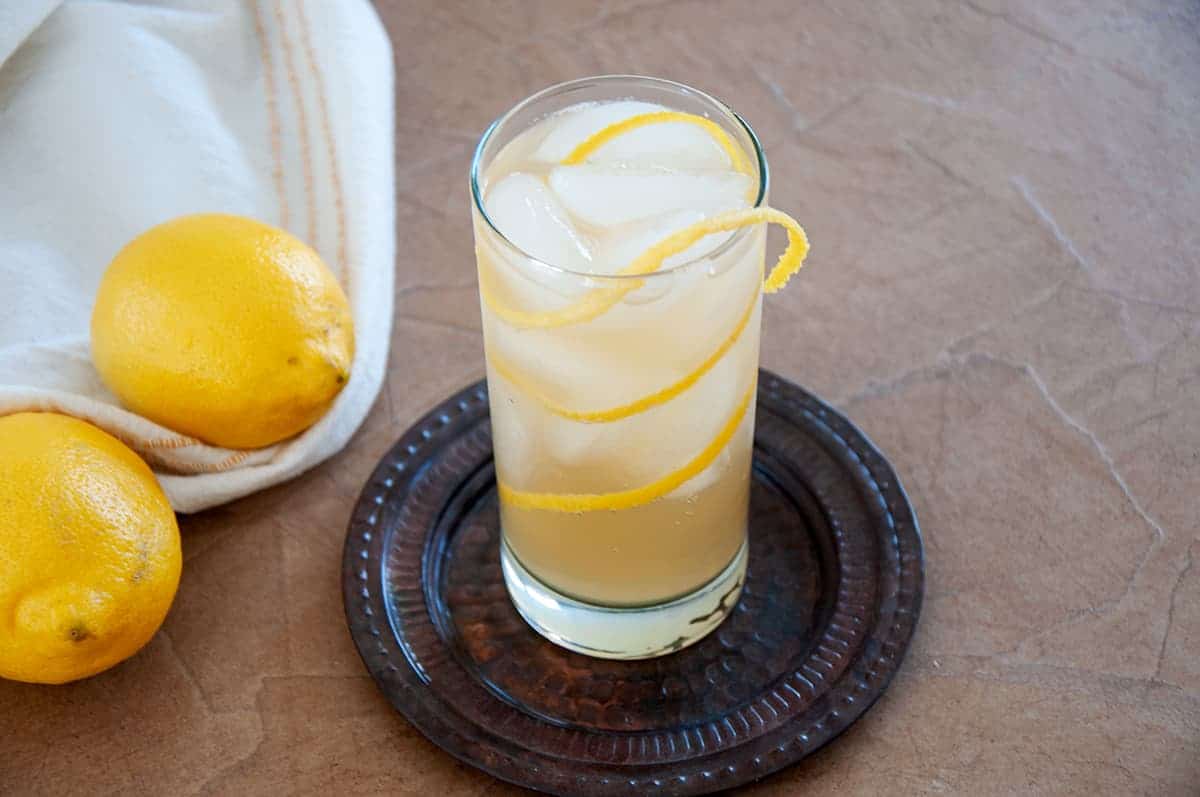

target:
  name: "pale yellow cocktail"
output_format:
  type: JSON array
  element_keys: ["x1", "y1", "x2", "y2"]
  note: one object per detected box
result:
[{"x1": 470, "y1": 76, "x2": 807, "y2": 658}]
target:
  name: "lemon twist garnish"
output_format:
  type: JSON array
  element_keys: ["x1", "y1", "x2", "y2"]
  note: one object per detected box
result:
[
  {"x1": 498, "y1": 381, "x2": 755, "y2": 513},
  {"x1": 480, "y1": 206, "x2": 808, "y2": 329},
  {"x1": 490, "y1": 283, "x2": 760, "y2": 423},
  {"x1": 485, "y1": 112, "x2": 808, "y2": 513},
  {"x1": 480, "y1": 110, "x2": 804, "y2": 328},
  {"x1": 563, "y1": 111, "x2": 756, "y2": 176},
  {"x1": 477, "y1": 261, "x2": 631, "y2": 330}
]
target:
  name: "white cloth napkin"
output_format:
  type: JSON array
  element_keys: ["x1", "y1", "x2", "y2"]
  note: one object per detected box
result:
[{"x1": 0, "y1": 0, "x2": 395, "y2": 513}]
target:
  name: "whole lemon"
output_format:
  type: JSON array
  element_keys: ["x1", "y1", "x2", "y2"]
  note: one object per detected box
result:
[
  {"x1": 0, "y1": 413, "x2": 182, "y2": 684},
  {"x1": 91, "y1": 213, "x2": 354, "y2": 449}
]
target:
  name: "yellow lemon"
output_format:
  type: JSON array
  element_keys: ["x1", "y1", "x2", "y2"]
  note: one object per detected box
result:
[
  {"x1": 91, "y1": 213, "x2": 354, "y2": 449},
  {"x1": 0, "y1": 413, "x2": 182, "y2": 684}
]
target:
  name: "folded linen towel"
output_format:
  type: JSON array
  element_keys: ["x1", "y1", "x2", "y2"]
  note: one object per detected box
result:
[{"x1": 0, "y1": 0, "x2": 395, "y2": 512}]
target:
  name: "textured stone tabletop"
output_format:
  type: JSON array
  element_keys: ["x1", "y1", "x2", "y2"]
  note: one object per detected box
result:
[{"x1": 3, "y1": 1, "x2": 1198, "y2": 794}]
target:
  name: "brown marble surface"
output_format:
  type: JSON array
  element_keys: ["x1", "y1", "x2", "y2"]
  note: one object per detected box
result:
[{"x1": 3, "y1": 1, "x2": 1198, "y2": 794}]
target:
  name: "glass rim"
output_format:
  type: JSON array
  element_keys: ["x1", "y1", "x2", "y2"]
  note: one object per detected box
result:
[{"x1": 469, "y1": 74, "x2": 769, "y2": 283}]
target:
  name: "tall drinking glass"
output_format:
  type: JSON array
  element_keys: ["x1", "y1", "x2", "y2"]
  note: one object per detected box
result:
[{"x1": 470, "y1": 76, "x2": 770, "y2": 659}]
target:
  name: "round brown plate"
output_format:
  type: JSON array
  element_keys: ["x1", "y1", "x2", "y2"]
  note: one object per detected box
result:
[{"x1": 342, "y1": 370, "x2": 923, "y2": 795}]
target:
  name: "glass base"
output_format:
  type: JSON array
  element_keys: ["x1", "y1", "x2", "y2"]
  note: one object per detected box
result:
[{"x1": 500, "y1": 538, "x2": 748, "y2": 660}]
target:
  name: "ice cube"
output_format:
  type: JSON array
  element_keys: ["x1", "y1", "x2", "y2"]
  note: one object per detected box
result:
[
  {"x1": 533, "y1": 100, "x2": 666, "y2": 163},
  {"x1": 541, "y1": 412, "x2": 607, "y2": 467},
  {"x1": 656, "y1": 353, "x2": 750, "y2": 495},
  {"x1": 584, "y1": 119, "x2": 737, "y2": 171},
  {"x1": 549, "y1": 166, "x2": 753, "y2": 228},
  {"x1": 592, "y1": 209, "x2": 741, "y2": 275},
  {"x1": 484, "y1": 172, "x2": 594, "y2": 269}
]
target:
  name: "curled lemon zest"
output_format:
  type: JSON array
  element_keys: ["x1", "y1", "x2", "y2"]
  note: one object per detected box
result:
[
  {"x1": 480, "y1": 111, "x2": 807, "y2": 328},
  {"x1": 479, "y1": 206, "x2": 808, "y2": 328},
  {"x1": 490, "y1": 283, "x2": 760, "y2": 423},
  {"x1": 632, "y1": 207, "x2": 809, "y2": 295},
  {"x1": 563, "y1": 111, "x2": 756, "y2": 176},
  {"x1": 478, "y1": 262, "x2": 633, "y2": 330},
  {"x1": 497, "y1": 382, "x2": 755, "y2": 512},
  {"x1": 484, "y1": 113, "x2": 810, "y2": 514}
]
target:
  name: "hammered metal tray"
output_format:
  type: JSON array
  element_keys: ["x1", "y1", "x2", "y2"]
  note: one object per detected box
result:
[{"x1": 342, "y1": 370, "x2": 923, "y2": 795}]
